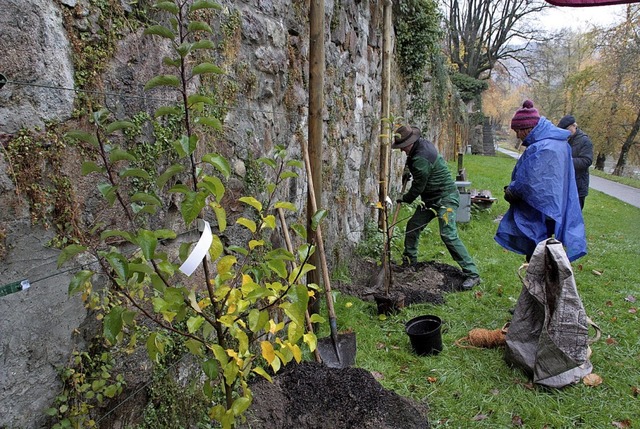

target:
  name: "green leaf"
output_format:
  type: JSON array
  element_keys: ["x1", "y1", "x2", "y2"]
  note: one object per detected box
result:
[
  {"x1": 154, "y1": 105, "x2": 181, "y2": 117},
  {"x1": 211, "y1": 202, "x2": 227, "y2": 232},
  {"x1": 175, "y1": 42, "x2": 192, "y2": 58},
  {"x1": 265, "y1": 248, "x2": 295, "y2": 261},
  {"x1": 185, "y1": 338, "x2": 204, "y2": 356},
  {"x1": 144, "y1": 25, "x2": 176, "y2": 39},
  {"x1": 57, "y1": 244, "x2": 87, "y2": 268},
  {"x1": 267, "y1": 259, "x2": 287, "y2": 279},
  {"x1": 188, "y1": 21, "x2": 213, "y2": 33},
  {"x1": 227, "y1": 245, "x2": 248, "y2": 256},
  {"x1": 232, "y1": 397, "x2": 251, "y2": 416},
  {"x1": 65, "y1": 130, "x2": 98, "y2": 147},
  {"x1": 248, "y1": 309, "x2": 269, "y2": 332},
  {"x1": 68, "y1": 270, "x2": 93, "y2": 295},
  {"x1": 129, "y1": 263, "x2": 154, "y2": 275},
  {"x1": 285, "y1": 284, "x2": 309, "y2": 327},
  {"x1": 192, "y1": 63, "x2": 223, "y2": 76},
  {"x1": 131, "y1": 192, "x2": 162, "y2": 206},
  {"x1": 98, "y1": 183, "x2": 117, "y2": 205},
  {"x1": 239, "y1": 196, "x2": 262, "y2": 212},
  {"x1": 279, "y1": 171, "x2": 298, "y2": 180},
  {"x1": 187, "y1": 316, "x2": 205, "y2": 333},
  {"x1": 286, "y1": 159, "x2": 304, "y2": 169},
  {"x1": 181, "y1": 191, "x2": 207, "y2": 225},
  {"x1": 187, "y1": 94, "x2": 213, "y2": 106},
  {"x1": 191, "y1": 40, "x2": 215, "y2": 50},
  {"x1": 257, "y1": 157, "x2": 277, "y2": 169},
  {"x1": 291, "y1": 223, "x2": 307, "y2": 240},
  {"x1": 202, "y1": 358, "x2": 219, "y2": 380},
  {"x1": 109, "y1": 148, "x2": 137, "y2": 163},
  {"x1": 274, "y1": 201, "x2": 296, "y2": 211},
  {"x1": 198, "y1": 176, "x2": 225, "y2": 200},
  {"x1": 194, "y1": 116, "x2": 222, "y2": 131},
  {"x1": 190, "y1": 0, "x2": 222, "y2": 11},
  {"x1": 105, "y1": 252, "x2": 129, "y2": 281},
  {"x1": 169, "y1": 183, "x2": 190, "y2": 194},
  {"x1": 202, "y1": 153, "x2": 231, "y2": 179},
  {"x1": 137, "y1": 230, "x2": 158, "y2": 260},
  {"x1": 162, "y1": 57, "x2": 181, "y2": 68},
  {"x1": 154, "y1": 1, "x2": 179, "y2": 14},
  {"x1": 100, "y1": 230, "x2": 134, "y2": 243},
  {"x1": 105, "y1": 121, "x2": 135, "y2": 135},
  {"x1": 173, "y1": 134, "x2": 198, "y2": 157},
  {"x1": 157, "y1": 164, "x2": 184, "y2": 189},
  {"x1": 81, "y1": 161, "x2": 105, "y2": 175},
  {"x1": 145, "y1": 75, "x2": 181, "y2": 91},
  {"x1": 120, "y1": 168, "x2": 151, "y2": 180},
  {"x1": 311, "y1": 209, "x2": 327, "y2": 230},
  {"x1": 103, "y1": 306, "x2": 124, "y2": 344}
]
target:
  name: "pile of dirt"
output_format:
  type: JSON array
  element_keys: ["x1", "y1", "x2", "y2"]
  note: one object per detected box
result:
[
  {"x1": 337, "y1": 258, "x2": 467, "y2": 305},
  {"x1": 240, "y1": 361, "x2": 430, "y2": 429},
  {"x1": 239, "y1": 258, "x2": 466, "y2": 429}
]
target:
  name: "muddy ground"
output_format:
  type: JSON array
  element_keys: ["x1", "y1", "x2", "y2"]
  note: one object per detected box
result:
[{"x1": 240, "y1": 259, "x2": 468, "y2": 429}]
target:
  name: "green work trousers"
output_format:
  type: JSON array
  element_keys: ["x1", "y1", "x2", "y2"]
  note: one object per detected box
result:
[{"x1": 402, "y1": 193, "x2": 479, "y2": 277}]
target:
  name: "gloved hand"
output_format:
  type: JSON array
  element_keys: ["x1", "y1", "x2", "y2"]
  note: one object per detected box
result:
[
  {"x1": 503, "y1": 186, "x2": 519, "y2": 204},
  {"x1": 402, "y1": 169, "x2": 411, "y2": 185}
]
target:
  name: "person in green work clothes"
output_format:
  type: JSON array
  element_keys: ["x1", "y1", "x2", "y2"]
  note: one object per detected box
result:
[{"x1": 392, "y1": 125, "x2": 481, "y2": 290}]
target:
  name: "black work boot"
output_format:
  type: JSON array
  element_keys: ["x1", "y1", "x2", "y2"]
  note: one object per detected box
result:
[
  {"x1": 461, "y1": 276, "x2": 481, "y2": 290},
  {"x1": 393, "y1": 256, "x2": 417, "y2": 272}
]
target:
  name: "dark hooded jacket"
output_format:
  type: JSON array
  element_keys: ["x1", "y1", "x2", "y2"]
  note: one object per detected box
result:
[{"x1": 569, "y1": 129, "x2": 593, "y2": 198}]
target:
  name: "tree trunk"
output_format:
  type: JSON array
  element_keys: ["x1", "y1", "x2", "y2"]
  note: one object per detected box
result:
[
  {"x1": 613, "y1": 107, "x2": 640, "y2": 176},
  {"x1": 594, "y1": 152, "x2": 606, "y2": 171}
]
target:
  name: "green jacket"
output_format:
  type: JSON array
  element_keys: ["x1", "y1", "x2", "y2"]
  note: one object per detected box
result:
[{"x1": 400, "y1": 137, "x2": 457, "y2": 205}]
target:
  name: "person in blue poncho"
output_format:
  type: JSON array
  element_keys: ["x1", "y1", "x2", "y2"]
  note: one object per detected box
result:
[{"x1": 495, "y1": 100, "x2": 587, "y2": 262}]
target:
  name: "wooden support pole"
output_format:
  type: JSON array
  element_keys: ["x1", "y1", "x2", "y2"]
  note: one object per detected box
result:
[{"x1": 378, "y1": 0, "x2": 393, "y2": 229}]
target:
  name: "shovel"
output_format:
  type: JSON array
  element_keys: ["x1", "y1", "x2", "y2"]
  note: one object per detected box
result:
[{"x1": 300, "y1": 141, "x2": 356, "y2": 368}]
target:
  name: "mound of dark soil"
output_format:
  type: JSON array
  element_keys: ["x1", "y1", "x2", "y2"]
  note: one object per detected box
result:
[
  {"x1": 337, "y1": 258, "x2": 467, "y2": 305},
  {"x1": 240, "y1": 362, "x2": 429, "y2": 429}
]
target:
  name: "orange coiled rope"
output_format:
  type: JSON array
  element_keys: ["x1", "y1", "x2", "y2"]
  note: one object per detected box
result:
[{"x1": 455, "y1": 323, "x2": 510, "y2": 349}]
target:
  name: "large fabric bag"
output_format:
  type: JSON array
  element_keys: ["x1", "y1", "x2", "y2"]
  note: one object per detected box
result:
[{"x1": 505, "y1": 238, "x2": 597, "y2": 388}]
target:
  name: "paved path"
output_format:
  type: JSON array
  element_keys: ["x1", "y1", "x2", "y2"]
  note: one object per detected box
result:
[{"x1": 496, "y1": 147, "x2": 640, "y2": 209}]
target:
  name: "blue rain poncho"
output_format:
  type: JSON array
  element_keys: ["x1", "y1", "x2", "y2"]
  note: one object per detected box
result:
[{"x1": 495, "y1": 117, "x2": 587, "y2": 261}]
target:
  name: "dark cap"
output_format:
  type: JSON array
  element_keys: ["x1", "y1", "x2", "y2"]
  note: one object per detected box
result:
[
  {"x1": 557, "y1": 115, "x2": 576, "y2": 129},
  {"x1": 392, "y1": 126, "x2": 420, "y2": 149}
]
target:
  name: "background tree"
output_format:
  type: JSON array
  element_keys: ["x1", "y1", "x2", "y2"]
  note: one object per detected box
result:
[
  {"x1": 595, "y1": 4, "x2": 640, "y2": 176},
  {"x1": 442, "y1": 0, "x2": 550, "y2": 106}
]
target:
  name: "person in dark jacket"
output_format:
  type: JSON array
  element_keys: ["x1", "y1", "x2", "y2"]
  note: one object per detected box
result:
[
  {"x1": 495, "y1": 101, "x2": 587, "y2": 262},
  {"x1": 393, "y1": 125, "x2": 481, "y2": 290},
  {"x1": 557, "y1": 114, "x2": 593, "y2": 210}
]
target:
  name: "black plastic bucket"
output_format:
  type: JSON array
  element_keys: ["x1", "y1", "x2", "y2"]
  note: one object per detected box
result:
[{"x1": 405, "y1": 315, "x2": 443, "y2": 356}]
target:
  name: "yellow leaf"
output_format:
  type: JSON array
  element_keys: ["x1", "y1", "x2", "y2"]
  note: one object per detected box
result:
[
  {"x1": 252, "y1": 366, "x2": 272, "y2": 382},
  {"x1": 303, "y1": 332, "x2": 317, "y2": 351},
  {"x1": 260, "y1": 341, "x2": 276, "y2": 364},
  {"x1": 249, "y1": 239, "x2": 264, "y2": 250},
  {"x1": 236, "y1": 217, "x2": 256, "y2": 232},
  {"x1": 217, "y1": 255, "x2": 237, "y2": 274}
]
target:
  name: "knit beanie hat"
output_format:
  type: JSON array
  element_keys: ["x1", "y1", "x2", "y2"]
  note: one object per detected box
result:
[{"x1": 510, "y1": 100, "x2": 541, "y2": 130}]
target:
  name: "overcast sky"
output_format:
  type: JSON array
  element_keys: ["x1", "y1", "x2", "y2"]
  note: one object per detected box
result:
[{"x1": 539, "y1": 3, "x2": 627, "y2": 31}]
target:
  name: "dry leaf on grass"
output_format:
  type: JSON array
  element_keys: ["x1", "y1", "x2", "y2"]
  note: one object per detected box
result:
[
  {"x1": 592, "y1": 269, "x2": 603, "y2": 276},
  {"x1": 370, "y1": 370, "x2": 384, "y2": 380},
  {"x1": 583, "y1": 373, "x2": 603, "y2": 387},
  {"x1": 624, "y1": 295, "x2": 636, "y2": 303},
  {"x1": 612, "y1": 419, "x2": 632, "y2": 428},
  {"x1": 512, "y1": 415, "x2": 524, "y2": 426}
]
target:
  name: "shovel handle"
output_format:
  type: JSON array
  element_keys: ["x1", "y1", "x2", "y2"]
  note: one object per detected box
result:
[
  {"x1": 300, "y1": 141, "x2": 340, "y2": 342},
  {"x1": 277, "y1": 207, "x2": 322, "y2": 363}
]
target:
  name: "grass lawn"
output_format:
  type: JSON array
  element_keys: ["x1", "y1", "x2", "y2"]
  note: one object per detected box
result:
[{"x1": 328, "y1": 154, "x2": 640, "y2": 428}]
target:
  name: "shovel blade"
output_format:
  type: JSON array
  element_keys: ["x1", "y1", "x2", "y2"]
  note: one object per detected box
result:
[{"x1": 317, "y1": 332, "x2": 357, "y2": 368}]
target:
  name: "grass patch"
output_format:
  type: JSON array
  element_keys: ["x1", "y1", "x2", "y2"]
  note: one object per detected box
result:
[{"x1": 327, "y1": 154, "x2": 640, "y2": 428}]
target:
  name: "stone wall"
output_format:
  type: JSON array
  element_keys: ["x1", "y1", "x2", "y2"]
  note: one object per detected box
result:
[{"x1": 0, "y1": 1, "x2": 462, "y2": 427}]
